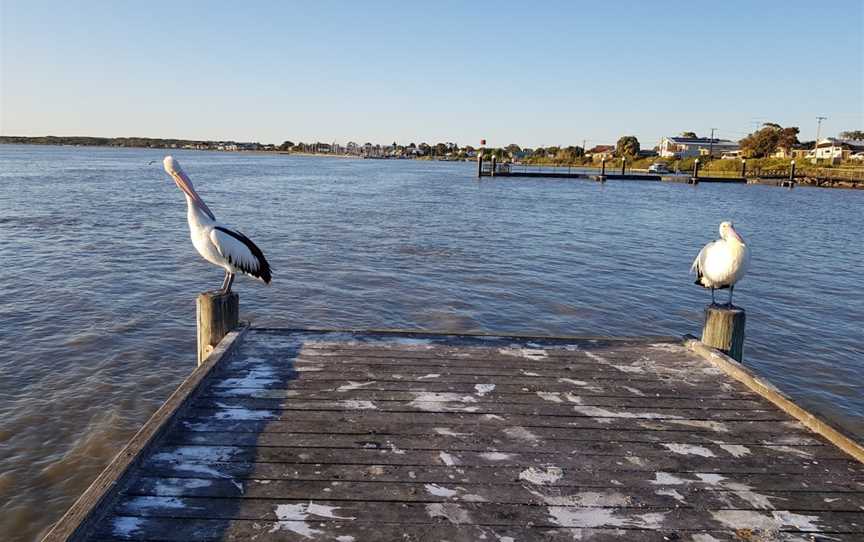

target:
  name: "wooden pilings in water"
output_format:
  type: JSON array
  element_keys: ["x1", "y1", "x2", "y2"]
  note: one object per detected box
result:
[
  {"x1": 197, "y1": 291, "x2": 239, "y2": 365},
  {"x1": 477, "y1": 155, "x2": 483, "y2": 177},
  {"x1": 701, "y1": 305, "x2": 745, "y2": 362}
]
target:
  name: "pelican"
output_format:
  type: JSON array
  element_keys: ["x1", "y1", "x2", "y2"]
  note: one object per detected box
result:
[
  {"x1": 691, "y1": 221, "x2": 749, "y2": 306},
  {"x1": 163, "y1": 156, "x2": 271, "y2": 294}
]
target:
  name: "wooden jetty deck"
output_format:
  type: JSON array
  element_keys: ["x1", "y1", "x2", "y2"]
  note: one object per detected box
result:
[{"x1": 45, "y1": 327, "x2": 864, "y2": 541}]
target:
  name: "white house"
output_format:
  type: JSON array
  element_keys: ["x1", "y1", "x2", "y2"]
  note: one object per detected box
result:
[
  {"x1": 811, "y1": 138, "x2": 864, "y2": 163},
  {"x1": 659, "y1": 136, "x2": 739, "y2": 158}
]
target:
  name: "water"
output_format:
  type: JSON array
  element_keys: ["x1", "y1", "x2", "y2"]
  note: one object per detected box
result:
[{"x1": 1, "y1": 144, "x2": 862, "y2": 540}]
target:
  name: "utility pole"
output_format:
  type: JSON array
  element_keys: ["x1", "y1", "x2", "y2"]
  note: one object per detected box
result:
[
  {"x1": 815, "y1": 116, "x2": 827, "y2": 158},
  {"x1": 708, "y1": 128, "x2": 717, "y2": 158}
]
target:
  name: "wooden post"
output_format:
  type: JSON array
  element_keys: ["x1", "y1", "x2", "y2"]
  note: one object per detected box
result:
[
  {"x1": 197, "y1": 292, "x2": 239, "y2": 366},
  {"x1": 740, "y1": 158, "x2": 746, "y2": 178},
  {"x1": 620, "y1": 157, "x2": 626, "y2": 175},
  {"x1": 693, "y1": 158, "x2": 700, "y2": 178},
  {"x1": 601, "y1": 158, "x2": 606, "y2": 176},
  {"x1": 477, "y1": 154, "x2": 483, "y2": 177},
  {"x1": 789, "y1": 160, "x2": 796, "y2": 181},
  {"x1": 701, "y1": 305, "x2": 745, "y2": 362},
  {"x1": 490, "y1": 155, "x2": 496, "y2": 177}
]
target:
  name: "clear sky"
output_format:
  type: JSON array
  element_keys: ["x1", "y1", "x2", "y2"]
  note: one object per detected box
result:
[{"x1": 1, "y1": 1, "x2": 862, "y2": 148}]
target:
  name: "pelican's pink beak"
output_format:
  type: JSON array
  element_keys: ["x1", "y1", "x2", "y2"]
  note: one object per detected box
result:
[
  {"x1": 163, "y1": 156, "x2": 215, "y2": 220},
  {"x1": 729, "y1": 225, "x2": 744, "y2": 243}
]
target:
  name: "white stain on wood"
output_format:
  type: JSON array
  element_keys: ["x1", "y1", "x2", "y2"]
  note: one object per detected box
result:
[
  {"x1": 434, "y1": 427, "x2": 469, "y2": 437},
  {"x1": 667, "y1": 419, "x2": 730, "y2": 433},
  {"x1": 336, "y1": 381, "x2": 375, "y2": 392},
  {"x1": 536, "y1": 391, "x2": 563, "y2": 403},
  {"x1": 418, "y1": 373, "x2": 440, "y2": 380},
  {"x1": 336, "y1": 400, "x2": 377, "y2": 410},
  {"x1": 270, "y1": 502, "x2": 355, "y2": 538},
  {"x1": 718, "y1": 444, "x2": 751, "y2": 458},
  {"x1": 480, "y1": 452, "x2": 513, "y2": 461},
  {"x1": 519, "y1": 466, "x2": 563, "y2": 485},
  {"x1": 112, "y1": 516, "x2": 144, "y2": 537},
  {"x1": 656, "y1": 488, "x2": 687, "y2": 503},
  {"x1": 503, "y1": 426, "x2": 540, "y2": 442},
  {"x1": 425, "y1": 483, "x2": 458, "y2": 497},
  {"x1": 409, "y1": 392, "x2": 479, "y2": 412},
  {"x1": 425, "y1": 502, "x2": 472, "y2": 524},
  {"x1": 439, "y1": 451, "x2": 459, "y2": 466},
  {"x1": 662, "y1": 443, "x2": 716, "y2": 457},
  {"x1": 474, "y1": 383, "x2": 496, "y2": 396},
  {"x1": 710, "y1": 510, "x2": 822, "y2": 532}
]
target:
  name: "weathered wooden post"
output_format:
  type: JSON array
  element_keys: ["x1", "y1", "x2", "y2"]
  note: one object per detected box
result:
[
  {"x1": 702, "y1": 305, "x2": 745, "y2": 362},
  {"x1": 197, "y1": 291, "x2": 239, "y2": 366},
  {"x1": 693, "y1": 158, "x2": 700, "y2": 178},
  {"x1": 789, "y1": 160, "x2": 796, "y2": 181},
  {"x1": 620, "y1": 156, "x2": 626, "y2": 175},
  {"x1": 477, "y1": 154, "x2": 483, "y2": 177},
  {"x1": 601, "y1": 157, "x2": 606, "y2": 176},
  {"x1": 740, "y1": 158, "x2": 746, "y2": 178},
  {"x1": 490, "y1": 155, "x2": 497, "y2": 177}
]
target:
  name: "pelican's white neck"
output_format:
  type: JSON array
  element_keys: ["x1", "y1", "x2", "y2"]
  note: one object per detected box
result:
[{"x1": 186, "y1": 194, "x2": 215, "y2": 228}]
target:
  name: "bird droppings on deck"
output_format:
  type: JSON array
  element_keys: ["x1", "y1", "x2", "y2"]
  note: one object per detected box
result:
[
  {"x1": 548, "y1": 507, "x2": 667, "y2": 529},
  {"x1": 482, "y1": 414, "x2": 505, "y2": 421},
  {"x1": 499, "y1": 347, "x2": 548, "y2": 360},
  {"x1": 425, "y1": 483, "x2": 458, "y2": 497},
  {"x1": 571, "y1": 404, "x2": 681, "y2": 421},
  {"x1": 536, "y1": 391, "x2": 564, "y2": 403},
  {"x1": 111, "y1": 516, "x2": 144, "y2": 537},
  {"x1": 718, "y1": 444, "x2": 752, "y2": 457},
  {"x1": 409, "y1": 392, "x2": 479, "y2": 412},
  {"x1": 212, "y1": 403, "x2": 276, "y2": 421},
  {"x1": 125, "y1": 496, "x2": 188, "y2": 511},
  {"x1": 710, "y1": 510, "x2": 823, "y2": 533},
  {"x1": 335, "y1": 381, "x2": 375, "y2": 392},
  {"x1": 434, "y1": 427, "x2": 469, "y2": 437},
  {"x1": 474, "y1": 383, "x2": 496, "y2": 396},
  {"x1": 662, "y1": 443, "x2": 717, "y2": 458},
  {"x1": 426, "y1": 502, "x2": 472, "y2": 524},
  {"x1": 656, "y1": 488, "x2": 687, "y2": 503},
  {"x1": 439, "y1": 451, "x2": 459, "y2": 466},
  {"x1": 335, "y1": 400, "x2": 377, "y2": 410},
  {"x1": 218, "y1": 366, "x2": 277, "y2": 387},
  {"x1": 417, "y1": 373, "x2": 441, "y2": 379},
  {"x1": 519, "y1": 466, "x2": 564, "y2": 485},
  {"x1": 503, "y1": 426, "x2": 541, "y2": 442},
  {"x1": 667, "y1": 419, "x2": 730, "y2": 433},
  {"x1": 480, "y1": 452, "x2": 514, "y2": 461},
  {"x1": 270, "y1": 502, "x2": 355, "y2": 537}
]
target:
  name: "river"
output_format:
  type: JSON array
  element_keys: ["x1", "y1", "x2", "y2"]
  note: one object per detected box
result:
[{"x1": 1, "y1": 144, "x2": 862, "y2": 541}]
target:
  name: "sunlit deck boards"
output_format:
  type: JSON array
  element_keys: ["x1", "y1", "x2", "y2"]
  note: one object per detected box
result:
[{"x1": 61, "y1": 330, "x2": 864, "y2": 541}]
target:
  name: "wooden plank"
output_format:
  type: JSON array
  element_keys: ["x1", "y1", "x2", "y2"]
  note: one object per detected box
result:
[
  {"x1": 163, "y1": 431, "x2": 848, "y2": 459},
  {"x1": 144, "y1": 445, "x2": 861, "y2": 474},
  {"x1": 138, "y1": 461, "x2": 864, "y2": 492},
  {"x1": 182, "y1": 407, "x2": 814, "y2": 433},
  {"x1": 176, "y1": 419, "x2": 827, "y2": 446},
  {"x1": 191, "y1": 396, "x2": 789, "y2": 421},
  {"x1": 201, "y1": 388, "x2": 770, "y2": 409},
  {"x1": 204, "y1": 379, "x2": 756, "y2": 398},
  {"x1": 107, "y1": 497, "x2": 864, "y2": 533},
  {"x1": 40, "y1": 326, "x2": 250, "y2": 542},
  {"x1": 93, "y1": 516, "x2": 749, "y2": 542},
  {"x1": 125, "y1": 475, "x2": 864, "y2": 511}
]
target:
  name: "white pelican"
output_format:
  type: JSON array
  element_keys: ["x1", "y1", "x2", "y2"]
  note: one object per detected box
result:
[
  {"x1": 691, "y1": 221, "x2": 749, "y2": 306},
  {"x1": 163, "y1": 156, "x2": 272, "y2": 294}
]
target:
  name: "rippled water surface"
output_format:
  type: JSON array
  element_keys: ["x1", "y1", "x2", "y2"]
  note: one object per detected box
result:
[{"x1": 1, "y1": 145, "x2": 862, "y2": 540}]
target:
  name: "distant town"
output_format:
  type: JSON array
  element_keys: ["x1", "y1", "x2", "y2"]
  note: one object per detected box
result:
[{"x1": 2, "y1": 126, "x2": 864, "y2": 166}]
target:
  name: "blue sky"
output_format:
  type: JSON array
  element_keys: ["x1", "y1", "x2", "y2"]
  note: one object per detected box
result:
[{"x1": 1, "y1": 1, "x2": 861, "y2": 148}]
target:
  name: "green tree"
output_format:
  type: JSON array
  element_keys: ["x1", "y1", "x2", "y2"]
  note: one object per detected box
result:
[
  {"x1": 839, "y1": 130, "x2": 864, "y2": 140},
  {"x1": 777, "y1": 127, "x2": 800, "y2": 152},
  {"x1": 680, "y1": 132, "x2": 697, "y2": 138},
  {"x1": 505, "y1": 143, "x2": 522, "y2": 155},
  {"x1": 278, "y1": 140, "x2": 294, "y2": 151},
  {"x1": 616, "y1": 136, "x2": 640, "y2": 157},
  {"x1": 739, "y1": 126, "x2": 780, "y2": 158}
]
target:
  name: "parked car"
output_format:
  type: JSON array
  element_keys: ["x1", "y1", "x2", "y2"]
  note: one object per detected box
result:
[{"x1": 648, "y1": 163, "x2": 671, "y2": 173}]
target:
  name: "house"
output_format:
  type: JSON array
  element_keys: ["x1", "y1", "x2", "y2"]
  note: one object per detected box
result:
[
  {"x1": 586, "y1": 145, "x2": 615, "y2": 162},
  {"x1": 659, "y1": 136, "x2": 739, "y2": 158},
  {"x1": 811, "y1": 138, "x2": 864, "y2": 163},
  {"x1": 771, "y1": 144, "x2": 810, "y2": 160}
]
